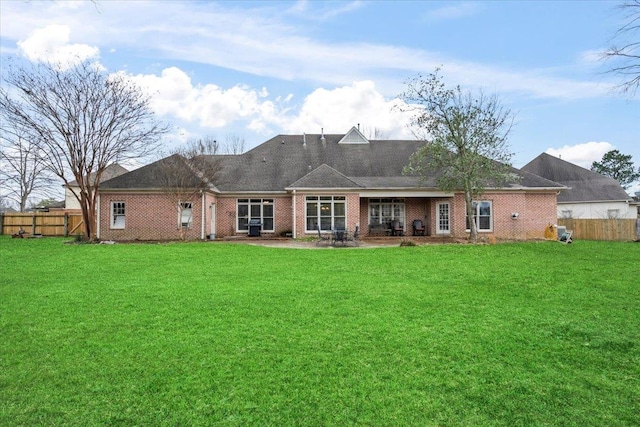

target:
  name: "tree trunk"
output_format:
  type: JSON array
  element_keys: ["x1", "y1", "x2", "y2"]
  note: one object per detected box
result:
[{"x1": 464, "y1": 191, "x2": 478, "y2": 242}]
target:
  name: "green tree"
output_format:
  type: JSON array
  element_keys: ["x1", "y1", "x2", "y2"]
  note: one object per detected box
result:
[
  {"x1": 400, "y1": 69, "x2": 516, "y2": 242},
  {"x1": 591, "y1": 149, "x2": 640, "y2": 189}
]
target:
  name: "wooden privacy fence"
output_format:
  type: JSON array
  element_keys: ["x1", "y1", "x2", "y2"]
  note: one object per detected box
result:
[
  {"x1": 558, "y1": 218, "x2": 639, "y2": 241},
  {"x1": 0, "y1": 212, "x2": 84, "y2": 237}
]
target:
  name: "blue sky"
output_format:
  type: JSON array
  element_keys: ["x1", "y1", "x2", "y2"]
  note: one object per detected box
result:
[{"x1": 1, "y1": 1, "x2": 638, "y2": 192}]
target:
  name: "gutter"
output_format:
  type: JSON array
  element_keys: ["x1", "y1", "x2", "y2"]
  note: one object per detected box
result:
[
  {"x1": 292, "y1": 189, "x2": 297, "y2": 239},
  {"x1": 96, "y1": 193, "x2": 101, "y2": 239},
  {"x1": 201, "y1": 191, "x2": 205, "y2": 240}
]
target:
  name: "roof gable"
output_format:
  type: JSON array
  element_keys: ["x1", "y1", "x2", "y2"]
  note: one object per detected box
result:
[
  {"x1": 338, "y1": 126, "x2": 369, "y2": 144},
  {"x1": 288, "y1": 164, "x2": 362, "y2": 189}
]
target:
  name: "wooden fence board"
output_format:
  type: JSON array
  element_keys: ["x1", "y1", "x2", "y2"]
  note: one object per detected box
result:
[
  {"x1": 558, "y1": 218, "x2": 639, "y2": 241},
  {"x1": 0, "y1": 212, "x2": 84, "y2": 237}
]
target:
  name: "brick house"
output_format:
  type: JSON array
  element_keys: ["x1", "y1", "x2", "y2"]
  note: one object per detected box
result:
[{"x1": 97, "y1": 127, "x2": 565, "y2": 241}]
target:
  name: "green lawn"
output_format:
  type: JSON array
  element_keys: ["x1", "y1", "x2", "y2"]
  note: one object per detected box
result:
[{"x1": 1, "y1": 237, "x2": 639, "y2": 426}]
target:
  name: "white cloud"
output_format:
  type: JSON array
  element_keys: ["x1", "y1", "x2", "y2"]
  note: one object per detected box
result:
[
  {"x1": 17, "y1": 24, "x2": 99, "y2": 68},
  {"x1": 546, "y1": 141, "x2": 614, "y2": 168},
  {"x1": 117, "y1": 67, "x2": 416, "y2": 141},
  {"x1": 122, "y1": 67, "x2": 274, "y2": 129},
  {"x1": 263, "y1": 81, "x2": 414, "y2": 138}
]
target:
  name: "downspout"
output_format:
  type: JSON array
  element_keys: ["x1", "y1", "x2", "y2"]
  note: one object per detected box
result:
[
  {"x1": 96, "y1": 193, "x2": 101, "y2": 239},
  {"x1": 201, "y1": 191, "x2": 205, "y2": 240},
  {"x1": 292, "y1": 190, "x2": 297, "y2": 239}
]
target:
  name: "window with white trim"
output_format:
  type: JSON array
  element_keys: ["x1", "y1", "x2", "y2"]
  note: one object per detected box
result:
[
  {"x1": 466, "y1": 200, "x2": 493, "y2": 232},
  {"x1": 368, "y1": 198, "x2": 405, "y2": 228},
  {"x1": 306, "y1": 196, "x2": 346, "y2": 232},
  {"x1": 436, "y1": 202, "x2": 450, "y2": 234},
  {"x1": 237, "y1": 199, "x2": 274, "y2": 232},
  {"x1": 111, "y1": 201, "x2": 125, "y2": 229},
  {"x1": 179, "y1": 202, "x2": 193, "y2": 228}
]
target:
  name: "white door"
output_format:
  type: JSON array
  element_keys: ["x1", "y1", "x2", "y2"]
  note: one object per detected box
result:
[{"x1": 436, "y1": 202, "x2": 450, "y2": 234}]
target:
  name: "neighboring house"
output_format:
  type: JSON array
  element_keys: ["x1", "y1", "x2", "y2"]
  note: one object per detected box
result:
[
  {"x1": 32, "y1": 200, "x2": 65, "y2": 212},
  {"x1": 97, "y1": 127, "x2": 565, "y2": 241},
  {"x1": 522, "y1": 153, "x2": 637, "y2": 220},
  {"x1": 65, "y1": 164, "x2": 129, "y2": 210}
]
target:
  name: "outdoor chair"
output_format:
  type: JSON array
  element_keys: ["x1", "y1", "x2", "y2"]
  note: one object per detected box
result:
[
  {"x1": 391, "y1": 220, "x2": 404, "y2": 236},
  {"x1": 559, "y1": 230, "x2": 573, "y2": 244},
  {"x1": 345, "y1": 226, "x2": 360, "y2": 247},
  {"x1": 332, "y1": 229, "x2": 347, "y2": 246},
  {"x1": 412, "y1": 219, "x2": 426, "y2": 236},
  {"x1": 316, "y1": 225, "x2": 330, "y2": 246}
]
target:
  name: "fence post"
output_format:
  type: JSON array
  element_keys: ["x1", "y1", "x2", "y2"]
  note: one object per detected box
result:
[
  {"x1": 32, "y1": 214, "x2": 37, "y2": 235},
  {"x1": 64, "y1": 213, "x2": 69, "y2": 237},
  {"x1": 0, "y1": 213, "x2": 3, "y2": 235}
]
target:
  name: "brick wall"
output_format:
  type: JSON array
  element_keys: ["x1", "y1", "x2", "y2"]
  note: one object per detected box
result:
[
  {"x1": 449, "y1": 191, "x2": 557, "y2": 240},
  {"x1": 99, "y1": 192, "x2": 204, "y2": 241},
  {"x1": 100, "y1": 190, "x2": 558, "y2": 241}
]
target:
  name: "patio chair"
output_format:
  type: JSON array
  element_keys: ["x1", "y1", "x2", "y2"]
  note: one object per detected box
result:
[
  {"x1": 412, "y1": 219, "x2": 425, "y2": 236},
  {"x1": 345, "y1": 226, "x2": 360, "y2": 247},
  {"x1": 391, "y1": 220, "x2": 404, "y2": 236},
  {"x1": 559, "y1": 230, "x2": 573, "y2": 244},
  {"x1": 316, "y1": 225, "x2": 330, "y2": 246},
  {"x1": 333, "y1": 229, "x2": 347, "y2": 246}
]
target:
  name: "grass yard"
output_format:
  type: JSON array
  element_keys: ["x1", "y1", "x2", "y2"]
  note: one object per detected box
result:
[{"x1": 0, "y1": 237, "x2": 639, "y2": 426}]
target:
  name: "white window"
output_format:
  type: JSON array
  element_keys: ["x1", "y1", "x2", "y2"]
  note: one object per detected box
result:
[
  {"x1": 306, "y1": 196, "x2": 346, "y2": 232},
  {"x1": 466, "y1": 200, "x2": 493, "y2": 232},
  {"x1": 111, "y1": 201, "x2": 125, "y2": 229},
  {"x1": 561, "y1": 210, "x2": 573, "y2": 219},
  {"x1": 436, "y1": 202, "x2": 450, "y2": 234},
  {"x1": 368, "y1": 198, "x2": 405, "y2": 229},
  {"x1": 180, "y1": 202, "x2": 193, "y2": 228},
  {"x1": 237, "y1": 199, "x2": 274, "y2": 232}
]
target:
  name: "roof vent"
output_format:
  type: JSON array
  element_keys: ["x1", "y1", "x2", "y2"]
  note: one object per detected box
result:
[
  {"x1": 303, "y1": 133, "x2": 306, "y2": 146},
  {"x1": 320, "y1": 127, "x2": 325, "y2": 143},
  {"x1": 262, "y1": 157, "x2": 266, "y2": 162}
]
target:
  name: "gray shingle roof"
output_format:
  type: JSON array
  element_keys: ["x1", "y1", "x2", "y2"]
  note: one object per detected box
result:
[
  {"x1": 521, "y1": 153, "x2": 632, "y2": 202},
  {"x1": 100, "y1": 154, "x2": 206, "y2": 189},
  {"x1": 101, "y1": 132, "x2": 566, "y2": 193},
  {"x1": 68, "y1": 164, "x2": 128, "y2": 186}
]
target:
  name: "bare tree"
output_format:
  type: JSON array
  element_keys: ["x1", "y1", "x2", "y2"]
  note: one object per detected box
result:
[
  {"x1": 153, "y1": 142, "x2": 220, "y2": 240},
  {"x1": 399, "y1": 69, "x2": 516, "y2": 242},
  {"x1": 0, "y1": 121, "x2": 55, "y2": 211},
  {"x1": 360, "y1": 126, "x2": 387, "y2": 140},
  {"x1": 603, "y1": 1, "x2": 640, "y2": 95},
  {"x1": 0, "y1": 60, "x2": 167, "y2": 240},
  {"x1": 187, "y1": 133, "x2": 245, "y2": 155},
  {"x1": 223, "y1": 133, "x2": 246, "y2": 154}
]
